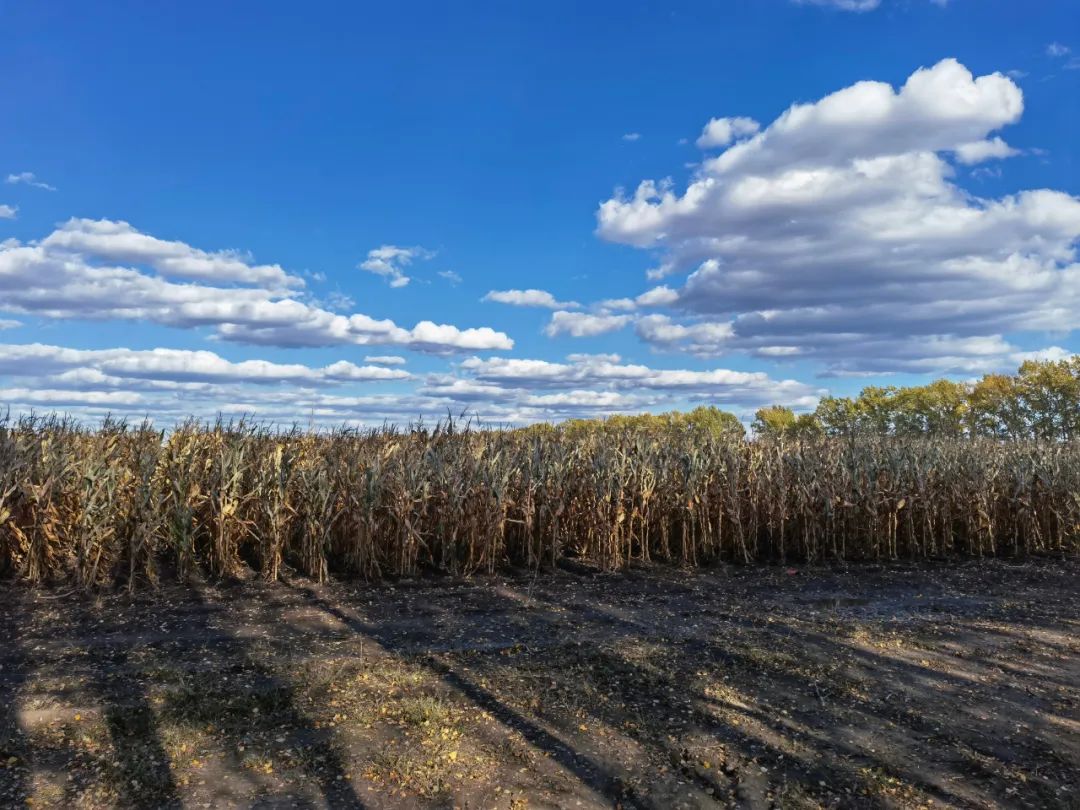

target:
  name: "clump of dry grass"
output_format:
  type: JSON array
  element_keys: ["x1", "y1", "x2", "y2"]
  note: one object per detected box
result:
[{"x1": 1, "y1": 413, "x2": 1077, "y2": 588}]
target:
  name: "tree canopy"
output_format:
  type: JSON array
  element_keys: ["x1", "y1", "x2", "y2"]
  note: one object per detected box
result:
[{"x1": 759, "y1": 357, "x2": 1080, "y2": 440}]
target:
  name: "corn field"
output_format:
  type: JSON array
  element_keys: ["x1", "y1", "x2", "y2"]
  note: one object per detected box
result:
[{"x1": 1, "y1": 415, "x2": 1077, "y2": 589}]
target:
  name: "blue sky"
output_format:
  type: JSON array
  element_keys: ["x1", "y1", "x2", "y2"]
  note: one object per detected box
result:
[{"x1": 1, "y1": 0, "x2": 1078, "y2": 426}]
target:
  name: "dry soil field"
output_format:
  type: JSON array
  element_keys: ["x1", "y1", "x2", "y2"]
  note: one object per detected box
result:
[{"x1": 1, "y1": 558, "x2": 1077, "y2": 809}]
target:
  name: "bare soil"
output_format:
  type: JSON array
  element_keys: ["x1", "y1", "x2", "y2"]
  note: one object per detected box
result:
[{"x1": 1, "y1": 557, "x2": 1077, "y2": 809}]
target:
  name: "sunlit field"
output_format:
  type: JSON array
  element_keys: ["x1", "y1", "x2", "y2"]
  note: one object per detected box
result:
[
  {"x1": 5, "y1": 1, "x2": 1080, "y2": 804},
  {"x1": 3, "y1": 360, "x2": 1080, "y2": 807}
]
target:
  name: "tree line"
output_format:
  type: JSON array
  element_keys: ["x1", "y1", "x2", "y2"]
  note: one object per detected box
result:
[
  {"x1": 753, "y1": 357, "x2": 1080, "y2": 440},
  {"x1": 529, "y1": 357, "x2": 1080, "y2": 441}
]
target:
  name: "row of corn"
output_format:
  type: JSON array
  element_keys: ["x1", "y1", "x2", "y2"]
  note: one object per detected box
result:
[{"x1": 1, "y1": 415, "x2": 1077, "y2": 588}]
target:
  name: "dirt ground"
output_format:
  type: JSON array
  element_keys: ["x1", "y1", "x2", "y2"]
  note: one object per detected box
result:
[{"x1": 0, "y1": 557, "x2": 1077, "y2": 810}]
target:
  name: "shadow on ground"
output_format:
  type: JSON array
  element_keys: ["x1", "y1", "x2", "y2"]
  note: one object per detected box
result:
[{"x1": 1, "y1": 557, "x2": 1077, "y2": 808}]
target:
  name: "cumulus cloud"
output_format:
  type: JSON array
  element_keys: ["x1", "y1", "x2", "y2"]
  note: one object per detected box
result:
[
  {"x1": 813, "y1": 336, "x2": 1073, "y2": 377},
  {"x1": 3, "y1": 388, "x2": 145, "y2": 408},
  {"x1": 0, "y1": 343, "x2": 411, "y2": 387},
  {"x1": 359, "y1": 244, "x2": 434, "y2": 287},
  {"x1": 483, "y1": 289, "x2": 581, "y2": 309},
  {"x1": 696, "y1": 117, "x2": 760, "y2": 149},
  {"x1": 954, "y1": 136, "x2": 1020, "y2": 164},
  {"x1": 0, "y1": 343, "x2": 818, "y2": 427},
  {"x1": 402, "y1": 353, "x2": 820, "y2": 425},
  {"x1": 5, "y1": 172, "x2": 56, "y2": 191},
  {"x1": 596, "y1": 58, "x2": 1080, "y2": 374},
  {"x1": 635, "y1": 286, "x2": 680, "y2": 307},
  {"x1": 0, "y1": 204, "x2": 16, "y2": 219},
  {"x1": 587, "y1": 287, "x2": 678, "y2": 317},
  {"x1": 0, "y1": 220, "x2": 513, "y2": 353},
  {"x1": 0, "y1": 381, "x2": 444, "y2": 425},
  {"x1": 544, "y1": 311, "x2": 632, "y2": 338},
  {"x1": 0, "y1": 355, "x2": 401, "y2": 423},
  {"x1": 213, "y1": 313, "x2": 513, "y2": 353},
  {"x1": 42, "y1": 218, "x2": 299, "y2": 286},
  {"x1": 634, "y1": 314, "x2": 734, "y2": 355},
  {"x1": 0, "y1": 341, "x2": 432, "y2": 426},
  {"x1": 447, "y1": 354, "x2": 820, "y2": 408},
  {"x1": 597, "y1": 298, "x2": 637, "y2": 312},
  {"x1": 622, "y1": 132, "x2": 642, "y2": 142}
]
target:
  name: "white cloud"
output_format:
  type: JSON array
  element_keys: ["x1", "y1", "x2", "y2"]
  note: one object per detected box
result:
[
  {"x1": 696, "y1": 117, "x2": 760, "y2": 149},
  {"x1": 815, "y1": 337, "x2": 1073, "y2": 377},
  {"x1": 438, "y1": 269, "x2": 463, "y2": 284},
  {"x1": 0, "y1": 381, "x2": 444, "y2": 425},
  {"x1": 635, "y1": 286, "x2": 679, "y2": 307},
  {"x1": 451, "y1": 354, "x2": 820, "y2": 408},
  {"x1": 1046, "y1": 42, "x2": 1071, "y2": 58},
  {"x1": 5, "y1": 172, "x2": 56, "y2": 191},
  {"x1": 589, "y1": 286, "x2": 678, "y2": 315},
  {"x1": 0, "y1": 343, "x2": 411, "y2": 386},
  {"x1": 213, "y1": 313, "x2": 513, "y2": 353},
  {"x1": 42, "y1": 218, "x2": 299, "y2": 286},
  {"x1": 483, "y1": 289, "x2": 580, "y2": 309},
  {"x1": 596, "y1": 59, "x2": 1080, "y2": 374},
  {"x1": 3, "y1": 388, "x2": 145, "y2": 407},
  {"x1": 0, "y1": 319, "x2": 20, "y2": 330},
  {"x1": 407, "y1": 352, "x2": 821, "y2": 425},
  {"x1": 635, "y1": 314, "x2": 734, "y2": 355},
  {"x1": 954, "y1": 136, "x2": 1020, "y2": 164},
  {"x1": 363, "y1": 355, "x2": 407, "y2": 366},
  {"x1": 0, "y1": 220, "x2": 513, "y2": 354},
  {"x1": 319, "y1": 359, "x2": 409, "y2": 382},
  {"x1": 544, "y1": 311, "x2": 632, "y2": 338},
  {"x1": 359, "y1": 244, "x2": 434, "y2": 288},
  {"x1": 597, "y1": 298, "x2": 637, "y2": 312},
  {"x1": 0, "y1": 344, "x2": 818, "y2": 427},
  {"x1": 755, "y1": 345, "x2": 804, "y2": 357},
  {"x1": 1012, "y1": 346, "x2": 1073, "y2": 364},
  {"x1": 0, "y1": 204, "x2": 16, "y2": 219},
  {"x1": 622, "y1": 132, "x2": 641, "y2": 142}
]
